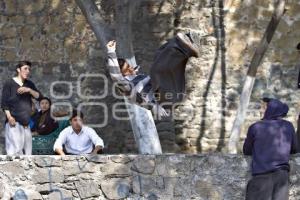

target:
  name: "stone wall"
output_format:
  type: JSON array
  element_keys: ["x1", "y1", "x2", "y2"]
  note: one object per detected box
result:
[
  {"x1": 173, "y1": 0, "x2": 300, "y2": 153},
  {"x1": 0, "y1": 154, "x2": 299, "y2": 200},
  {"x1": 0, "y1": 0, "x2": 299, "y2": 154}
]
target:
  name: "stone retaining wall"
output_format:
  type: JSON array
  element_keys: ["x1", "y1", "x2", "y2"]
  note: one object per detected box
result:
[{"x1": 0, "y1": 154, "x2": 299, "y2": 200}]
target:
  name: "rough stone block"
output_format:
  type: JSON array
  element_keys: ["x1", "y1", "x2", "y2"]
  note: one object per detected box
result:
[
  {"x1": 100, "y1": 163, "x2": 131, "y2": 177},
  {"x1": 32, "y1": 167, "x2": 64, "y2": 184},
  {"x1": 131, "y1": 156, "x2": 156, "y2": 174},
  {"x1": 101, "y1": 178, "x2": 131, "y2": 200},
  {"x1": 75, "y1": 180, "x2": 100, "y2": 199},
  {"x1": 34, "y1": 157, "x2": 62, "y2": 167},
  {"x1": 48, "y1": 188, "x2": 73, "y2": 200}
]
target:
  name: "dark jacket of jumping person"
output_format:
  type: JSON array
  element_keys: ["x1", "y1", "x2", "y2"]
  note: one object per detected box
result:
[
  {"x1": 150, "y1": 35, "x2": 198, "y2": 103},
  {"x1": 243, "y1": 99, "x2": 298, "y2": 175}
]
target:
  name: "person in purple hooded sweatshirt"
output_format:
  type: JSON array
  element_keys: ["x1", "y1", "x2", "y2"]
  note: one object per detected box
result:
[{"x1": 243, "y1": 98, "x2": 299, "y2": 200}]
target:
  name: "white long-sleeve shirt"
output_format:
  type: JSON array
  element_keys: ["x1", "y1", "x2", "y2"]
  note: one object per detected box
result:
[
  {"x1": 53, "y1": 126, "x2": 104, "y2": 155},
  {"x1": 107, "y1": 49, "x2": 133, "y2": 93}
]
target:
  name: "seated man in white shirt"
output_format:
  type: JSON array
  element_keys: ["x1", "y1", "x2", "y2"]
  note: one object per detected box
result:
[{"x1": 53, "y1": 110, "x2": 104, "y2": 155}]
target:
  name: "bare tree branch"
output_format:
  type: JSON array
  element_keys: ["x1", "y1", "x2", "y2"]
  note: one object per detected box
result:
[
  {"x1": 247, "y1": 0, "x2": 286, "y2": 77},
  {"x1": 114, "y1": 0, "x2": 162, "y2": 154},
  {"x1": 115, "y1": 0, "x2": 136, "y2": 65},
  {"x1": 228, "y1": 0, "x2": 287, "y2": 154},
  {"x1": 75, "y1": 0, "x2": 162, "y2": 154},
  {"x1": 75, "y1": 0, "x2": 115, "y2": 47}
]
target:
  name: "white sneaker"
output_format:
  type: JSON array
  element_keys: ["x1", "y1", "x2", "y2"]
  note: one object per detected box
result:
[{"x1": 176, "y1": 32, "x2": 199, "y2": 57}]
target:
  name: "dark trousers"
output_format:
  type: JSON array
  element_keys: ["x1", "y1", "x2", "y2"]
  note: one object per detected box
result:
[
  {"x1": 150, "y1": 37, "x2": 194, "y2": 103},
  {"x1": 297, "y1": 115, "x2": 300, "y2": 151},
  {"x1": 246, "y1": 170, "x2": 289, "y2": 200}
]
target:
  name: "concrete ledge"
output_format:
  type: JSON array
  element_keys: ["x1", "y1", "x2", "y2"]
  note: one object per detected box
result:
[{"x1": 0, "y1": 154, "x2": 299, "y2": 199}]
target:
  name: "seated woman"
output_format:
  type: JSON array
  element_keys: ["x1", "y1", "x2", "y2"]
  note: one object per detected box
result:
[
  {"x1": 31, "y1": 97, "x2": 69, "y2": 154},
  {"x1": 31, "y1": 97, "x2": 68, "y2": 135}
]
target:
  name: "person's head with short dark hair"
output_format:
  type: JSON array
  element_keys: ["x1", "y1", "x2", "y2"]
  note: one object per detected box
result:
[
  {"x1": 117, "y1": 58, "x2": 136, "y2": 76},
  {"x1": 39, "y1": 97, "x2": 51, "y2": 113},
  {"x1": 70, "y1": 109, "x2": 84, "y2": 133},
  {"x1": 70, "y1": 109, "x2": 84, "y2": 120},
  {"x1": 16, "y1": 61, "x2": 32, "y2": 80},
  {"x1": 16, "y1": 61, "x2": 31, "y2": 69}
]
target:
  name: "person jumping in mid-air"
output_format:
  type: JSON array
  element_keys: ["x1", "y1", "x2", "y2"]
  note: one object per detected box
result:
[{"x1": 106, "y1": 33, "x2": 198, "y2": 117}]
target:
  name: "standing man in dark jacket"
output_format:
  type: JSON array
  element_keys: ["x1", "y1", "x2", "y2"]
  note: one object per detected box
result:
[
  {"x1": 1, "y1": 61, "x2": 41, "y2": 155},
  {"x1": 243, "y1": 98, "x2": 298, "y2": 200}
]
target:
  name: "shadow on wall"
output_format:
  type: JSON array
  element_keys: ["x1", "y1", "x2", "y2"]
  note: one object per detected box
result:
[
  {"x1": 194, "y1": 0, "x2": 299, "y2": 153},
  {"x1": 197, "y1": 0, "x2": 227, "y2": 152}
]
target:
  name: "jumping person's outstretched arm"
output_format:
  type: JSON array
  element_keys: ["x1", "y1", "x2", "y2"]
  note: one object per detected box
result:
[{"x1": 106, "y1": 40, "x2": 132, "y2": 93}]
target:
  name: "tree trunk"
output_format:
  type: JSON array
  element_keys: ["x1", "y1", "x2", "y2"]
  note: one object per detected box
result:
[
  {"x1": 114, "y1": 0, "x2": 162, "y2": 154},
  {"x1": 228, "y1": 0, "x2": 286, "y2": 154},
  {"x1": 75, "y1": 0, "x2": 114, "y2": 47},
  {"x1": 75, "y1": 0, "x2": 162, "y2": 154}
]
